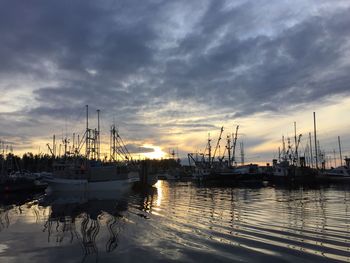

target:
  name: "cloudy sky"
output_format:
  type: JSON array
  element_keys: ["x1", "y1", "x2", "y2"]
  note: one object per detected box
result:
[{"x1": 1, "y1": 0, "x2": 350, "y2": 163}]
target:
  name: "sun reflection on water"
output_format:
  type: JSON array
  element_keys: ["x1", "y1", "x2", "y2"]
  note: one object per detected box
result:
[{"x1": 155, "y1": 180, "x2": 163, "y2": 207}]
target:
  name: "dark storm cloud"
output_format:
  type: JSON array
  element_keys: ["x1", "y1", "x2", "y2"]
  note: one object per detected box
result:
[
  {"x1": 157, "y1": 4, "x2": 350, "y2": 117},
  {"x1": 0, "y1": 0, "x2": 157, "y2": 74},
  {"x1": 1, "y1": 0, "x2": 350, "y2": 149},
  {"x1": 125, "y1": 144, "x2": 155, "y2": 154}
]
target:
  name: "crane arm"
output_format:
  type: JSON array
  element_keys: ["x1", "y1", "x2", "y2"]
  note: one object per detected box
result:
[
  {"x1": 47, "y1": 143, "x2": 54, "y2": 157},
  {"x1": 212, "y1": 126, "x2": 224, "y2": 162}
]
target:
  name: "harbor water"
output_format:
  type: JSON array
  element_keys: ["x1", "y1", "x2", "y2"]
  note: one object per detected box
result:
[{"x1": 0, "y1": 181, "x2": 349, "y2": 262}]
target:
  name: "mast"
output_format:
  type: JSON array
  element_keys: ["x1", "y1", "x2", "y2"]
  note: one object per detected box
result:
[
  {"x1": 77, "y1": 135, "x2": 80, "y2": 154},
  {"x1": 278, "y1": 147, "x2": 281, "y2": 162},
  {"x1": 94, "y1": 128, "x2": 97, "y2": 159},
  {"x1": 232, "y1": 125, "x2": 239, "y2": 165},
  {"x1": 207, "y1": 133, "x2": 211, "y2": 165},
  {"x1": 294, "y1": 122, "x2": 298, "y2": 165},
  {"x1": 72, "y1": 133, "x2": 75, "y2": 154},
  {"x1": 287, "y1": 138, "x2": 291, "y2": 162},
  {"x1": 317, "y1": 140, "x2": 322, "y2": 168},
  {"x1": 282, "y1": 135, "x2": 286, "y2": 161},
  {"x1": 313, "y1": 112, "x2": 318, "y2": 169},
  {"x1": 338, "y1": 136, "x2": 343, "y2": 166},
  {"x1": 53, "y1": 134, "x2": 56, "y2": 157},
  {"x1": 86, "y1": 105, "x2": 89, "y2": 158},
  {"x1": 226, "y1": 135, "x2": 231, "y2": 166},
  {"x1": 309, "y1": 132, "x2": 313, "y2": 168},
  {"x1": 112, "y1": 125, "x2": 116, "y2": 161},
  {"x1": 97, "y1": 109, "x2": 100, "y2": 160},
  {"x1": 109, "y1": 125, "x2": 112, "y2": 161}
]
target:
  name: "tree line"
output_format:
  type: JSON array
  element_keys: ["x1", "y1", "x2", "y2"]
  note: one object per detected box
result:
[{"x1": 0, "y1": 152, "x2": 181, "y2": 175}]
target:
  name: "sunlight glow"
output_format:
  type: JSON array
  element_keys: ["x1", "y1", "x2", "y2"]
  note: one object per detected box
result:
[{"x1": 142, "y1": 144, "x2": 167, "y2": 159}]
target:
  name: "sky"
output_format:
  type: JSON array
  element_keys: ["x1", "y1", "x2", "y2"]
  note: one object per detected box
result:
[{"x1": 0, "y1": 0, "x2": 350, "y2": 164}]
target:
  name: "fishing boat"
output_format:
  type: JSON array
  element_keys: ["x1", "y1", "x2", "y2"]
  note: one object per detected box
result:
[
  {"x1": 232, "y1": 164, "x2": 264, "y2": 181},
  {"x1": 271, "y1": 158, "x2": 317, "y2": 183},
  {"x1": 270, "y1": 119, "x2": 319, "y2": 183},
  {"x1": 47, "y1": 160, "x2": 139, "y2": 192},
  {"x1": 188, "y1": 125, "x2": 246, "y2": 182},
  {"x1": 45, "y1": 106, "x2": 143, "y2": 192},
  {"x1": 192, "y1": 166, "x2": 211, "y2": 181}
]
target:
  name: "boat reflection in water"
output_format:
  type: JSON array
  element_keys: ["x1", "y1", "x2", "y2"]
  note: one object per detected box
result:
[
  {"x1": 41, "y1": 190, "x2": 129, "y2": 262},
  {"x1": 0, "y1": 192, "x2": 44, "y2": 232},
  {"x1": 1, "y1": 182, "x2": 350, "y2": 262}
]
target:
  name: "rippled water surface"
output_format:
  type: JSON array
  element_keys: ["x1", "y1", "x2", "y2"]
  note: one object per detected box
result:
[{"x1": 0, "y1": 182, "x2": 350, "y2": 262}]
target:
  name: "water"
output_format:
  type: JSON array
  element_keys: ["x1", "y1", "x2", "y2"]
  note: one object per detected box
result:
[{"x1": 0, "y1": 181, "x2": 350, "y2": 262}]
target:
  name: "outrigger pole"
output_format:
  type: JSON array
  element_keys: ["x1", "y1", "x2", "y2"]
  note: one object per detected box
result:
[
  {"x1": 338, "y1": 136, "x2": 343, "y2": 166},
  {"x1": 212, "y1": 126, "x2": 224, "y2": 164}
]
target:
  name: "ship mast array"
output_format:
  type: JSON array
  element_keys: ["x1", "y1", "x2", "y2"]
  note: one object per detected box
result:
[
  {"x1": 188, "y1": 124, "x2": 240, "y2": 168},
  {"x1": 46, "y1": 105, "x2": 132, "y2": 163}
]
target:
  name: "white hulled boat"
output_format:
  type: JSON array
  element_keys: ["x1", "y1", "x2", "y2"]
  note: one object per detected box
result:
[
  {"x1": 45, "y1": 106, "x2": 144, "y2": 192},
  {"x1": 47, "y1": 160, "x2": 139, "y2": 192}
]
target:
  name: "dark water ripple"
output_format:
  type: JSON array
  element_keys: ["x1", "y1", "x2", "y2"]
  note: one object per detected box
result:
[
  {"x1": 126, "y1": 182, "x2": 350, "y2": 262},
  {"x1": 0, "y1": 182, "x2": 349, "y2": 262}
]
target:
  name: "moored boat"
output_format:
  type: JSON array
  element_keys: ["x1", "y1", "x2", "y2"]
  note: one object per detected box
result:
[
  {"x1": 45, "y1": 106, "x2": 150, "y2": 192},
  {"x1": 46, "y1": 162, "x2": 139, "y2": 192},
  {"x1": 317, "y1": 158, "x2": 350, "y2": 183}
]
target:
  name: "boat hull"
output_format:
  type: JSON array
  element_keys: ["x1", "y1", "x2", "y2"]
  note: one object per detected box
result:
[{"x1": 46, "y1": 177, "x2": 139, "y2": 192}]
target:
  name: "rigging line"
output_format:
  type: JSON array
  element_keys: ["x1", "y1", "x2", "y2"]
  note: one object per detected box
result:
[{"x1": 117, "y1": 134, "x2": 132, "y2": 158}]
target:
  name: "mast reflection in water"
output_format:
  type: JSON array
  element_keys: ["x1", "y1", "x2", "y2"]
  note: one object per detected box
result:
[
  {"x1": 42, "y1": 191, "x2": 128, "y2": 262},
  {"x1": 0, "y1": 182, "x2": 350, "y2": 262}
]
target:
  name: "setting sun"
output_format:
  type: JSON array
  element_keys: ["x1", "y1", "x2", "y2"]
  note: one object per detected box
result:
[{"x1": 142, "y1": 145, "x2": 167, "y2": 159}]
